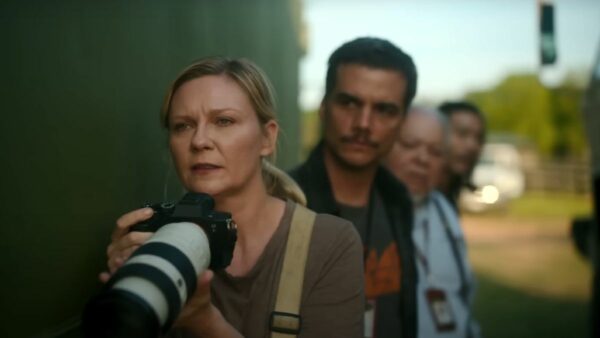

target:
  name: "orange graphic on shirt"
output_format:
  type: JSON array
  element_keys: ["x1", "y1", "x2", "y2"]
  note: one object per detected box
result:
[{"x1": 364, "y1": 243, "x2": 401, "y2": 298}]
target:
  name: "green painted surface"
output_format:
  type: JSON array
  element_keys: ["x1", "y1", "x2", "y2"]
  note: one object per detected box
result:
[{"x1": 0, "y1": 1, "x2": 301, "y2": 336}]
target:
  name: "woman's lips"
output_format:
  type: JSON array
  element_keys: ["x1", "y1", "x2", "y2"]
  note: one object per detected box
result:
[{"x1": 191, "y1": 163, "x2": 222, "y2": 174}]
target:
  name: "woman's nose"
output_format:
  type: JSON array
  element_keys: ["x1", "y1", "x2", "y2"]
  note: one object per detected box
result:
[{"x1": 190, "y1": 125, "x2": 214, "y2": 152}]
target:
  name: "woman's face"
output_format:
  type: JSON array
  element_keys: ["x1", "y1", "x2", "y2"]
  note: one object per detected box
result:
[{"x1": 167, "y1": 75, "x2": 277, "y2": 199}]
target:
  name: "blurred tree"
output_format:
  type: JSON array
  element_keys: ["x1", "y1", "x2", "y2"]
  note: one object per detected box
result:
[
  {"x1": 301, "y1": 109, "x2": 321, "y2": 158},
  {"x1": 465, "y1": 73, "x2": 587, "y2": 157},
  {"x1": 551, "y1": 75, "x2": 587, "y2": 157}
]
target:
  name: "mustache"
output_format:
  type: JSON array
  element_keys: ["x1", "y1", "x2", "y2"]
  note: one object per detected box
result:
[{"x1": 340, "y1": 135, "x2": 378, "y2": 148}]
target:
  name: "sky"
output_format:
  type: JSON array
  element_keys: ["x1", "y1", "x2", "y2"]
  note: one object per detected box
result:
[{"x1": 299, "y1": 0, "x2": 600, "y2": 111}]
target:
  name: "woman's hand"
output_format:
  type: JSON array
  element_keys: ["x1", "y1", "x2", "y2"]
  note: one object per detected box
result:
[
  {"x1": 98, "y1": 207, "x2": 154, "y2": 283},
  {"x1": 175, "y1": 270, "x2": 214, "y2": 327},
  {"x1": 174, "y1": 271, "x2": 242, "y2": 338}
]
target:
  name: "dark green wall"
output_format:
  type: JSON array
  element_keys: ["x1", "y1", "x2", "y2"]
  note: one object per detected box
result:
[{"x1": 0, "y1": 1, "x2": 302, "y2": 336}]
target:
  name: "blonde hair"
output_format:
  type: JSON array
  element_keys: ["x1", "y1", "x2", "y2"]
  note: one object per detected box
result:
[{"x1": 161, "y1": 57, "x2": 306, "y2": 206}]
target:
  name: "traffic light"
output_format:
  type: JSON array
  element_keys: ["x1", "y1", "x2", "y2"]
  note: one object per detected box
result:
[{"x1": 540, "y1": 2, "x2": 557, "y2": 65}]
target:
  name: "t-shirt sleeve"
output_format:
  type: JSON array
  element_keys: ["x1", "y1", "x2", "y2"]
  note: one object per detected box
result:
[{"x1": 298, "y1": 214, "x2": 365, "y2": 338}]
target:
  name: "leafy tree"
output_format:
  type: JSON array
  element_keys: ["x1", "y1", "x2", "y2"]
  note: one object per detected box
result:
[
  {"x1": 465, "y1": 73, "x2": 586, "y2": 157},
  {"x1": 550, "y1": 78, "x2": 586, "y2": 157}
]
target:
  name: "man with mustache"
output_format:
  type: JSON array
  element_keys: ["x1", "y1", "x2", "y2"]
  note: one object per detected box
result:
[
  {"x1": 436, "y1": 102, "x2": 486, "y2": 211},
  {"x1": 290, "y1": 37, "x2": 417, "y2": 338}
]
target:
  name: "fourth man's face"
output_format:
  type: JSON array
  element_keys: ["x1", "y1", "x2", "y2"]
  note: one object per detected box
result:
[
  {"x1": 321, "y1": 64, "x2": 407, "y2": 170},
  {"x1": 447, "y1": 111, "x2": 485, "y2": 177}
]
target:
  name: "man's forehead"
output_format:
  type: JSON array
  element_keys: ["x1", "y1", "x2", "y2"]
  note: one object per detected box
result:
[
  {"x1": 332, "y1": 64, "x2": 406, "y2": 103},
  {"x1": 335, "y1": 63, "x2": 405, "y2": 83},
  {"x1": 401, "y1": 113, "x2": 444, "y2": 139},
  {"x1": 450, "y1": 110, "x2": 484, "y2": 126}
]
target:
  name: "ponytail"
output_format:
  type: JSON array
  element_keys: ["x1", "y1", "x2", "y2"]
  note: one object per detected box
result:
[{"x1": 262, "y1": 158, "x2": 307, "y2": 206}]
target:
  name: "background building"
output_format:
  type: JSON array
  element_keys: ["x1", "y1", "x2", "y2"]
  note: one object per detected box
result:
[{"x1": 0, "y1": 1, "x2": 303, "y2": 336}]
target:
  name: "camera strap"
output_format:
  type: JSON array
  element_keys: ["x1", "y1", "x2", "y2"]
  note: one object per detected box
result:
[{"x1": 270, "y1": 203, "x2": 316, "y2": 338}]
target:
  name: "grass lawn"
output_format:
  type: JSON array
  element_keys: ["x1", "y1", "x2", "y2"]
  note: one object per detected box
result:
[
  {"x1": 473, "y1": 274, "x2": 590, "y2": 338},
  {"x1": 477, "y1": 191, "x2": 593, "y2": 220},
  {"x1": 462, "y1": 191, "x2": 594, "y2": 338}
]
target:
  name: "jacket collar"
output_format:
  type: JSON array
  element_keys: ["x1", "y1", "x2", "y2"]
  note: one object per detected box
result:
[
  {"x1": 300, "y1": 140, "x2": 411, "y2": 215},
  {"x1": 301, "y1": 141, "x2": 340, "y2": 214}
]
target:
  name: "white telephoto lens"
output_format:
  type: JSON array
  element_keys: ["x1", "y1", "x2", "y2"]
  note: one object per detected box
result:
[
  {"x1": 147, "y1": 222, "x2": 211, "y2": 276},
  {"x1": 113, "y1": 222, "x2": 211, "y2": 326}
]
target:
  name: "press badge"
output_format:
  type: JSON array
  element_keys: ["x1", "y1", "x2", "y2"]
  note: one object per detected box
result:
[
  {"x1": 364, "y1": 299, "x2": 376, "y2": 338},
  {"x1": 425, "y1": 288, "x2": 456, "y2": 332}
]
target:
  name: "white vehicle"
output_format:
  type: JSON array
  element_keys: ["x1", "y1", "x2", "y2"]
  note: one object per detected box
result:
[{"x1": 460, "y1": 143, "x2": 526, "y2": 212}]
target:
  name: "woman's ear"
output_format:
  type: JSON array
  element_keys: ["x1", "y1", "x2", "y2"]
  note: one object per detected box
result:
[{"x1": 260, "y1": 119, "x2": 279, "y2": 157}]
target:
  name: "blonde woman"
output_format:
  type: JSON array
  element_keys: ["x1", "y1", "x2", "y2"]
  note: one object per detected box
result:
[{"x1": 100, "y1": 57, "x2": 364, "y2": 337}]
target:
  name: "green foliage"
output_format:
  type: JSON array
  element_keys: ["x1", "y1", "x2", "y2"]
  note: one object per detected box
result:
[
  {"x1": 465, "y1": 73, "x2": 587, "y2": 157},
  {"x1": 551, "y1": 83, "x2": 587, "y2": 157},
  {"x1": 474, "y1": 274, "x2": 589, "y2": 338},
  {"x1": 465, "y1": 191, "x2": 593, "y2": 338},
  {"x1": 474, "y1": 191, "x2": 593, "y2": 219},
  {"x1": 301, "y1": 109, "x2": 321, "y2": 158}
]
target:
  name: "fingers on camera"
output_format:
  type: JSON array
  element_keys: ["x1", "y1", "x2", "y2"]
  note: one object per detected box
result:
[{"x1": 116, "y1": 208, "x2": 154, "y2": 229}]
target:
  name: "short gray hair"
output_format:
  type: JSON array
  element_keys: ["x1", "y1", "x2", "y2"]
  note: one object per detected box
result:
[{"x1": 405, "y1": 105, "x2": 449, "y2": 151}]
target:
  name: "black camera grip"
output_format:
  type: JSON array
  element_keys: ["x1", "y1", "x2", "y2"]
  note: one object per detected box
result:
[{"x1": 129, "y1": 222, "x2": 155, "y2": 233}]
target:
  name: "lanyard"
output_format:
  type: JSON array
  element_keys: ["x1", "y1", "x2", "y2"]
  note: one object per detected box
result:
[
  {"x1": 414, "y1": 198, "x2": 470, "y2": 306},
  {"x1": 414, "y1": 218, "x2": 431, "y2": 274}
]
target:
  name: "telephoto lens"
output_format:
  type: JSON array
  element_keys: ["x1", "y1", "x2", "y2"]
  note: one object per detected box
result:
[{"x1": 82, "y1": 222, "x2": 211, "y2": 338}]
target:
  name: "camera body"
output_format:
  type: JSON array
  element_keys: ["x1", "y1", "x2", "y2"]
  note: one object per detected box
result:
[
  {"x1": 132, "y1": 193, "x2": 237, "y2": 270},
  {"x1": 82, "y1": 193, "x2": 237, "y2": 338}
]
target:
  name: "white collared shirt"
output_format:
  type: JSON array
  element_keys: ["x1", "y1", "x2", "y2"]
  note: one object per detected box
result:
[{"x1": 413, "y1": 191, "x2": 480, "y2": 338}]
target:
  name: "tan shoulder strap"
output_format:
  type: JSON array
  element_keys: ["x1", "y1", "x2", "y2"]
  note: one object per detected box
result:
[{"x1": 270, "y1": 203, "x2": 316, "y2": 338}]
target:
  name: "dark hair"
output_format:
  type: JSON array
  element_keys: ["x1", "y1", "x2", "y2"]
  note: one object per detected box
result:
[
  {"x1": 324, "y1": 37, "x2": 418, "y2": 110},
  {"x1": 438, "y1": 101, "x2": 487, "y2": 142},
  {"x1": 438, "y1": 101, "x2": 485, "y2": 122}
]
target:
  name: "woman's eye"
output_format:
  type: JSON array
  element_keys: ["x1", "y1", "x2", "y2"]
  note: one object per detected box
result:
[
  {"x1": 215, "y1": 117, "x2": 234, "y2": 126},
  {"x1": 171, "y1": 122, "x2": 192, "y2": 133}
]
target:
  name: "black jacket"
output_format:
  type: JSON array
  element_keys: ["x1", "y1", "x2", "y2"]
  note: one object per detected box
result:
[{"x1": 289, "y1": 142, "x2": 417, "y2": 338}]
